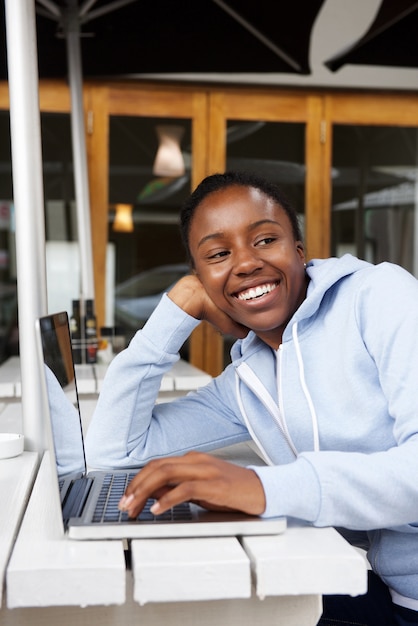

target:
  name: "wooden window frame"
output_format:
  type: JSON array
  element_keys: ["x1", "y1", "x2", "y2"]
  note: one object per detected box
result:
[{"x1": 2, "y1": 81, "x2": 417, "y2": 375}]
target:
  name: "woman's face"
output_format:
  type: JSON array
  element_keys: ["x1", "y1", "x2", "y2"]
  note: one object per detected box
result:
[{"x1": 188, "y1": 185, "x2": 308, "y2": 349}]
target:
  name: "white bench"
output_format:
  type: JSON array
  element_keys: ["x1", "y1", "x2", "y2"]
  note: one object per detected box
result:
[{"x1": 0, "y1": 357, "x2": 212, "y2": 398}]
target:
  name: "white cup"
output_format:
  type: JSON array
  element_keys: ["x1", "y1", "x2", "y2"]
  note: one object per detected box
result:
[{"x1": 0, "y1": 433, "x2": 24, "y2": 459}]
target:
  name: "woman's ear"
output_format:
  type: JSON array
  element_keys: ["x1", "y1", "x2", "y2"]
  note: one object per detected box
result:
[{"x1": 296, "y1": 241, "x2": 305, "y2": 261}]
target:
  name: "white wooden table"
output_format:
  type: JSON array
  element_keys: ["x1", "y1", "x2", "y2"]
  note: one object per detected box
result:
[
  {"x1": 0, "y1": 439, "x2": 367, "y2": 625},
  {"x1": 0, "y1": 365, "x2": 368, "y2": 625}
]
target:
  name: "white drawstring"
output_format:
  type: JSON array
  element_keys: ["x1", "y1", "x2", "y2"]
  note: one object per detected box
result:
[
  {"x1": 235, "y1": 324, "x2": 320, "y2": 458},
  {"x1": 235, "y1": 372, "x2": 275, "y2": 466},
  {"x1": 236, "y1": 362, "x2": 298, "y2": 458},
  {"x1": 292, "y1": 322, "x2": 320, "y2": 452}
]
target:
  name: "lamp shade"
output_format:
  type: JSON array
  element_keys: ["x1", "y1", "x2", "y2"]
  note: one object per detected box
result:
[
  {"x1": 113, "y1": 203, "x2": 134, "y2": 232},
  {"x1": 153, "y1": 125, "x2": 185, "y2": 178}
]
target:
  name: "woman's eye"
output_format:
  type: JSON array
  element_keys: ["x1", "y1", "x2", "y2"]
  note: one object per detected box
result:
[
  {"x1": 256, "y1": 237, "x2": 276, "y2": 246},
  {"x1": 208, "y1": 250, "x2": 229, "y2": 260}
]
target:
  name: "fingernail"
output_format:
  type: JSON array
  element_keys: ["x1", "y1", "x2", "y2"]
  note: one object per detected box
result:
[
  {"x1": 119, "y1": 494, "x2": 134, "y2": 510},
  {"x1": 150, "y1": 501, "x2": 161, "y2": 515}
]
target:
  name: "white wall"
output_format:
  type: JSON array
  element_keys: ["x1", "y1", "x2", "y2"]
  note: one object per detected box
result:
[{"x1": 46, "y1": 241, "x2": 115, "y2": 327}]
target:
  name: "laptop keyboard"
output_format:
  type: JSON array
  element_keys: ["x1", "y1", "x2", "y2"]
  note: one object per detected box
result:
[{"x1": 92, "y1": 472, "x2": 193, "y2": 523}]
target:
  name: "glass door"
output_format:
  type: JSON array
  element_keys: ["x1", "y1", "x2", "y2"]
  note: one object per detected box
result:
[
  {"x1": 325, "y1": 93, "x2": 418, "y2": 278},
  {"x1": 108, "y1": 114, "x2": 192, "y2": 353},
  {"x1": 331, "y1": 124, "x2": 418, "y2": 274},
  {"x1": 0, "y1": 82, "x2": 73, "y2": 364},
  {"x1": 87, "y1": 83, "x2": 208, "y2": 360}
]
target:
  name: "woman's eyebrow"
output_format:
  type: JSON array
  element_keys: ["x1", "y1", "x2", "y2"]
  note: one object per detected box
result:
[
  {"x1": 197, "y1": 232, "x2": 224, "y2": 248},
  {"x1": 249, "y1": 219, "x2": 281, "y2": 230},
  {"x1": 197, "y1": 219, "x2": 281, "y2": 249}
]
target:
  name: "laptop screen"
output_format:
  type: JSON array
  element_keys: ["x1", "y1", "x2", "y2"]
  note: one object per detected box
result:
[{"x1": 38, "y1": 311, "x2": 86, "y2": 478}]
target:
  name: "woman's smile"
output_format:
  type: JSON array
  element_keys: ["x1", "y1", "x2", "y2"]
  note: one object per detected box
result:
[{"x1": 235, "y1": 281, "x2": 279, "y2": 301}]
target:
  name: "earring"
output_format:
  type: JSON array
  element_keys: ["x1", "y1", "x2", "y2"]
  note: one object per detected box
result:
[{"x1": 303, "y1": 262, "x2": 307, "y2": 268}]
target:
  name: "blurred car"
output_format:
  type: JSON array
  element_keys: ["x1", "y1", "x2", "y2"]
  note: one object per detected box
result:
[{"x1": 114, "y1": 263, "x2": 190, "y2": 331}]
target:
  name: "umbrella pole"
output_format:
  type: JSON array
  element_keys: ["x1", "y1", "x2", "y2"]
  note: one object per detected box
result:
[
  {"x1": 4, "y1": 0, "x2": 48, "y2": 452},
  {"x1": 65, "y1": 1, "x2": 95, "y2": 306}
]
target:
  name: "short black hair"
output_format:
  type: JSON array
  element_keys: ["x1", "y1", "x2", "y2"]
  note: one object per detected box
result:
[{"x1": 180, "y1": 171, "x2": 303, "y2": 264}]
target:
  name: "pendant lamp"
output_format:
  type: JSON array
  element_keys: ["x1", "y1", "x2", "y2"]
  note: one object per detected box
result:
[{"x1": 153, "y1": 125, "x2": 185, "y2": 178}]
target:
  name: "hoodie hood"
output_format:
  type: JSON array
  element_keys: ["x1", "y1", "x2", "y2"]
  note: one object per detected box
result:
[{"x1": 231, "y1": 254, "x2": 372, "y2": 361}]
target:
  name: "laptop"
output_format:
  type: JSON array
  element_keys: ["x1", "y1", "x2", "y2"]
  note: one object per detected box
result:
[{"x1": 35, "y1": 311, "x2": 286, "y2": 540}]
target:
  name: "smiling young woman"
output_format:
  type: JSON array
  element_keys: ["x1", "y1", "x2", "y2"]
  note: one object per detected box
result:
[{"x1": 87, "y1": 171, "x2": 418, "y2": 626}]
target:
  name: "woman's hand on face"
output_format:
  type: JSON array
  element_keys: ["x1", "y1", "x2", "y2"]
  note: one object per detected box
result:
[
  {"x1": 118, "y1": 451, "x2": 266, "y2": 519},
  {"x1": 168, "y1": 275, "x2": 249, "y2": 339}
]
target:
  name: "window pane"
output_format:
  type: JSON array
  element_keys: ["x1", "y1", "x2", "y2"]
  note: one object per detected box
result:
[
  {"x1": 42, "y1": 114, "x2": 82, "y2": 321},
  {"x1": 0, "y1": 111, "x2": 77, "y2": 363},
  {"x1": 226, "y1": 120, "x2": 306, "y2": 228},
  {"x1": 109, "y1": 116, "x2": 192, "y2": 348},
  {"x1": 42, "y1": 113, "x2": 75, "y2": 241},
  {"x1": 331, "y1": 125, "x2": 418, "y2": 276}
]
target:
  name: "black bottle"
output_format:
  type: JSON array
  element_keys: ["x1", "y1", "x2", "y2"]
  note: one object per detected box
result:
[
  {"x1": 84, "y1": 299, "x2": 98, "y2": 364},
  {"x1": 70, "y1": 299, "x2": 82, "y2": 364}
]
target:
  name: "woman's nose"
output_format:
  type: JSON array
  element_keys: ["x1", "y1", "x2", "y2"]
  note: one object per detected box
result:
[{"x1": 233, "y1": 247, "x2": 263, "y2": 275}]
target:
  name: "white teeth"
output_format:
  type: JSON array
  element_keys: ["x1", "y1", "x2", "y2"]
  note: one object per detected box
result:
[{"x1": 238, "y1": 283, "x2": 277, "y2": 301}]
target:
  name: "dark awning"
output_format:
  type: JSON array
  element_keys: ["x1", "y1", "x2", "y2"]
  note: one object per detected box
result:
[
  {"x1": 325, "y1": 0, "x2": 418, "y2": 72},
  {"x1": 0, "y1": 0, "x2": 326, "y2": 80}
]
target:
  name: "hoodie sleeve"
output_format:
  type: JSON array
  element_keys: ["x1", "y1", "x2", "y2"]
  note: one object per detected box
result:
[{"x1": 85, "y1": 294, "x2": 249, "y2": 469}]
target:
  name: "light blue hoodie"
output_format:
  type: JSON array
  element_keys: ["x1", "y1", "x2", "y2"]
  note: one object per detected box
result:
[{"x1": 86, "y1": 254, "x2": 418, "y2": 603}]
